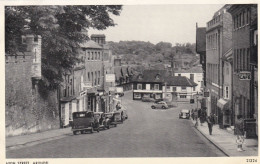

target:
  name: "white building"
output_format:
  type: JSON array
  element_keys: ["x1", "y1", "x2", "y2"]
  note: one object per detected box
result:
[{"x1": 174, "y1": 66, "x2": 204, "y2": 94}]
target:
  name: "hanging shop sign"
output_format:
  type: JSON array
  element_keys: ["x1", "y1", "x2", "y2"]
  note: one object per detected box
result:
[{"x1": 239, "y1": 71, "x2": 251, "y2": 80}]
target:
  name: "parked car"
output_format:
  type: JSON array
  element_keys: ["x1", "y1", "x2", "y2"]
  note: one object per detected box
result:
[
  {"x1": 104, "y1": 112, "x2": 114, "y2": 129},
  {"x1": 71, "y1": 111, "x2": 99, "y2": 135},
  {"x1": 110, "y1": 111, "x2": 124, "y2": 126},
  {"x1": 93, "y1": 112, "x2": 110, "y2": 130},
  {"x1": 151, "y1": 101, "x2": 168, "y2": 109},
  {"x1": 179, "y1": 109, "x2": 190, "y2": 119},
  {"x1": 142, "y1": 97, "x2": 156, "y2": 102}
]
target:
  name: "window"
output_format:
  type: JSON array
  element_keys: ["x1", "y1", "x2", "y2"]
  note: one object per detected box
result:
[
  {"x1": 173, "y1": 87, "x2": 176, "y2": 91},
  {"x1": 91, "y1": 52, "x2": 94, "y2": 60},
  {"x1": 178, "y1": 74, "x2": 181, "y2": 76},
  {"x1": 154, "y1": 84, "x2": 159, "y2": 90},
  {"x1": 193, "y1": 86, "x2": 196, "y2": 91},
  {"x1": 247, "y1": 9, "x2": 250, "y2": 25},
  {"x1": 224, "y1": 86, "x2": 229, "y2": 99},
  {"x1": 166, "y1": 86, "x2": 171, "y2": 91},
  {"x1": 88, "y1": 72, "x2": 90, "y2": 81},
  {"x1": 180, "y1": 95, "x2": 187, "y2": 99},
  {"x1": 88, "y1": 52, "x2": 90, "y2": 60},
  {"x1": 181, "y1": 86, "x2": 186, "y2": 91},
  {"x1": 137, "y1": 84, "x2": 142, "y2": 90}
]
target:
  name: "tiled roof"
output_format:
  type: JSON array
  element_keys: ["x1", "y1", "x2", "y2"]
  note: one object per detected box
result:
[
  {"x1": 166, "y1": 76, "x2": 198, "y2": 87},
  {"x1": 114, "y1": 65, "x2": 133, "y2": 80},
  {"x1": 80, "y1": 40, "x2": 102, "y2": 49},
  {"x1": 132, "y1": 70, "x2": 169, "y2": 83},
  {"x1": 196, "y1": 27, "x2": 206, "y2": 53}
]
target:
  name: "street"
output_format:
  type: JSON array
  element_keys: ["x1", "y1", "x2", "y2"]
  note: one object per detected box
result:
[{"x1": 6, "y1": 91, "x2": 225, "y2": 158}]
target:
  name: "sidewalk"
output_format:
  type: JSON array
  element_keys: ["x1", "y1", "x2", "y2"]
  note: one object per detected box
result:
[
  {"x1": 6, "y1": 127, "x2": 71, "y2": 151},
  {"x1": 191, "y1": 119, "x2": 258, "y2": 156}
]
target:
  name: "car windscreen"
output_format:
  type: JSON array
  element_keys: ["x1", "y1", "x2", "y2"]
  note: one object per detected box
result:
[{"x1": 73, "y1": 113, "x2": 86, "y2": 118}]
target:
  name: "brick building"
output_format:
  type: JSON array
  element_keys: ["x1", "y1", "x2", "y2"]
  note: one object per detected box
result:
[
  {"x1": 205, "y1": 5, "x2": 232, "y2": 122},
  {"x1": 5, "y1": 35, "x2": 60, "y2": 136},
  {"x1": 227, "y1": 4, "x2": 258, "y2": 137}
]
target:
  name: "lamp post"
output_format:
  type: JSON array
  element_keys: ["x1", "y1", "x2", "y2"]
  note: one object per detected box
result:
[{"x1": 196, "y1": 93, "x2": 199, "y2": 109}]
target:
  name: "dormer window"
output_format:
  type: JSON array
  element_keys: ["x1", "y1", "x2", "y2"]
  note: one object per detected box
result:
[
  {"x1": 138, "y1": 74, "x2": 142, "y2": 80},
  {"x1": 155, "y1": 74, "x2": 160, "y2": 79}
]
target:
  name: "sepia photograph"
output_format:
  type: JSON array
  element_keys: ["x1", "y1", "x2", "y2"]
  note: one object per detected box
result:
[{"x1": 3, "y1": 1, "x2": 258, "y2": 162}]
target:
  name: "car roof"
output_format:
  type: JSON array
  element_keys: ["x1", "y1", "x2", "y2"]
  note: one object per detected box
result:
[{"x1": 181, "y1": 109, "x2": 190, "y2": 112}]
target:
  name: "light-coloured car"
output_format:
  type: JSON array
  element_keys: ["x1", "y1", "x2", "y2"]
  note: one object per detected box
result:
[{"x1": 151, "y1": 101, "x2": 168, "y2": 109}]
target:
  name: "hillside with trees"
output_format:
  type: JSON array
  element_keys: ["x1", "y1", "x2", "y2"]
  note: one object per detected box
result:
[{"x1": 107, "y1": 41, "x2": 198, "y2": 68}]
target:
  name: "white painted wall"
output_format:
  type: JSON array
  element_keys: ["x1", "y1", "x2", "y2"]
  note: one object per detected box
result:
[{"x1": 174, "y1": 73, "x2": 203, "y2": 93}]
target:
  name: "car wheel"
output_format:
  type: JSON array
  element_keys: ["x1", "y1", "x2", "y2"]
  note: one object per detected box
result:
[
  {"x1": 73, "y1": 131, "x2": 77, "y2": 135},
  {"x1": 151, "y1": 106, "x2": 155, "y2": 109},
  {"x1": 81, "y1": 130, "x2": 85, "y2": 134},
  {"x1": 115, "y1": 124, "x2": 117, "y2": 127},
  {"x1": 97, "y1": 128, "x2": 100, "y2": 133},
  {"x1": 162, "y1": 106, "x2": 166, "y2": 109}
]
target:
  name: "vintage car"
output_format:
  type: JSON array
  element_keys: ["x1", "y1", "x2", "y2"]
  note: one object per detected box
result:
[
  {"x1": 93, "y1": 112, "x2": 110, "y2": 130},
  {"x1": 151, "y1": 101, "x2": 168, "y2": 109},
  {"x1": 179, "y1": 109, "x2": 190, "y2": 119},
  {"x1": 71, "y1": 111, "x2": 99, "y2": 135}
]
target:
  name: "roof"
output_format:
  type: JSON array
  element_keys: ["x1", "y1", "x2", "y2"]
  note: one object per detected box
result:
[
  {"x1": 132, "y1": 70, "x2": 170, "y2": 83},
  {"x1": 114, "y1": 66, "x2": 133, "y2": 81},
  {"x1": 174, "y1": 66, "x2": 203, "y2": 73},
  {"x1": 196, "y1": 27, "x2": 206, "y2": 53},
  {"x1": 165, "y1": 76, "x2": 197, "y2": 87},
  {"x1": 80, "y1": 40, "x2": 102, "y2": 49}
]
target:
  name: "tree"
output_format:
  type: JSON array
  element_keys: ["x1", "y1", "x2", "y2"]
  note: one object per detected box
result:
[{"x1": 5, "y1": 5, "x2": 122, "y2": 90}]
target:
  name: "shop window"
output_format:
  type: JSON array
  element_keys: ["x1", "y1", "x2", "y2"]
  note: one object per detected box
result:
[
  {"x1": 180, "y1": 95, "x2": 187, "y2": 98},
  {"x1": 155, "y1": 94, "x2": 161, "y2": 99}
]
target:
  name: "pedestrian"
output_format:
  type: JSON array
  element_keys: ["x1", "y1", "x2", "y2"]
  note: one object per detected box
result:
[
  {"x1": 191, "y1": 109, "x2": 194, "y2": 120},
  {"x1": 236, "y1": 115, "x2": 245, "y2": 151},
  {"x1": 206, "y1": 113, "x2": 215, "y2": 135},
  {"x1": 198, "y1": 108, "x2": 202, "y2": 126},
  {"x1": 194, "y1": 108, "x2": 198, "y2": 127}
]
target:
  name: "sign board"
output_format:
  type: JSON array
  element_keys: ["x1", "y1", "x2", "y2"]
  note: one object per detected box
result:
[
  {"x1": 106, "y1": 74, "x2": 115, "y2": 82},
  {"x1": 116, "y1": 87, "x2": 123, "y2": 93},
  {"x1": 80, "y1": 91, "x2": 87, "y2": 97},
  {"x1": 204, "y1": 92, "x2": 210, "y2": 97},
  {"x1": 109, "y1": 87, "x2": 116, "y2": 92},
  {"x1": 239, "y1": 71, "x2": 251, "y2": 80},
  {"x1": 83, "y1": 81, "x2": 92, "y2": 88}
]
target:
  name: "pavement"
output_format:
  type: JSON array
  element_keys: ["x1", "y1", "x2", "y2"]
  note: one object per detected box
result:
[{"x1": 191, "y1": 119, "x2": 258, "y2": 156}]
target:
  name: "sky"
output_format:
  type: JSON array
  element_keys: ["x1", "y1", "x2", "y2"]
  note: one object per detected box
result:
[{"x1": 89, "y1": 4, "x2": 224, "y2": 45}]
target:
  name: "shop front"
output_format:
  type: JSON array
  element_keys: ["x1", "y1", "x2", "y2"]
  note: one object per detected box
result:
[{"x1": 217, "y1": 98, "x2": 231, "y2": 128}]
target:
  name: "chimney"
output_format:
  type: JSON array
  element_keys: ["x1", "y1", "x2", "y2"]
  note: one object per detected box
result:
[{"x1": 91, "y1": 34, "x2": 106, "y2": 47}]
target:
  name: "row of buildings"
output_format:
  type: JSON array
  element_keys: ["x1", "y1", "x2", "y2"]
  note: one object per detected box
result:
[
  {"x1": 132, "y1": 67, "x2": 203, "y2": 102},
  {"x1": 5, "y1": 34, "x2": 135, "y2": 136},
  {"x1": 196, "y1": 4, "x2": 258, "y2": 137}
]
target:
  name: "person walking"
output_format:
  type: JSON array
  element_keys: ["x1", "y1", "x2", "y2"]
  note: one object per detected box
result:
[
  {"x1": 206, "y1": 113, "x2": 215, "y2": 135},
  {"x1": 198, "y1": 108, "x2": 203, "y2": 126},
  {"x1": 191, "y1": 109, "x2": 194, "y2": 120},
  {"x1": 194, "y1": 108, "x2": 198, "y2": 128},
  {"x1": 236, "y1": 115, "x2": 245, "y2": 151}
]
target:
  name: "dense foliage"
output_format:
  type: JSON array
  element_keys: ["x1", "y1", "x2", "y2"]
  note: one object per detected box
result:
[
  {"x1": 107, "y1": 41, "x2": 197, "y2": 65},
  {"x1": 5, "y1": 5, "x2": 122, "y2": 90}
]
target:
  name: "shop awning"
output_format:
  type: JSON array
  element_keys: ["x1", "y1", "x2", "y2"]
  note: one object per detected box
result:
[
  {"x1": 60, "y1": 95, "x2": 77, "y2": 102},
  {"x1": 217, "y1": 98, "x2": 230, "y2": 109}
]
